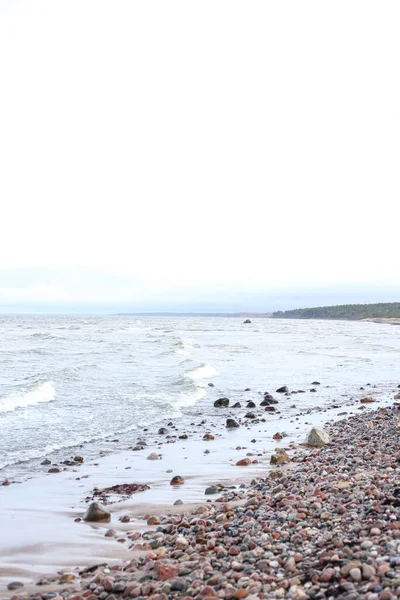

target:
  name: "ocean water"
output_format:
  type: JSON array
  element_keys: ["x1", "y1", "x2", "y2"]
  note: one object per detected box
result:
[{"x1": 0, "y1": 315, "x2": 399, "y2": 481}]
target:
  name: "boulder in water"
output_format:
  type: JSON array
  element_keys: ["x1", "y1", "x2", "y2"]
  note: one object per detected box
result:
[
  {"x1": 83, "y1": 502, "x2": 111, "y2": 522},
  {"x1": 276, "y1": 386, "x2": 289, "y2": 393},
  {"x1": 232, "y1": 402, "x2": 241, "y2": 408},
  {"x1": 170, "y1": 475, "x2": 184, "y2": 486},
  {"x1": 214, "y1": 397, "x2": 229, "y2": 408},
  {"x1": 243, "y1": 319, "x2": 251, "y2": 324},
  {"x1": 158, "y1": 427, "x2": 169, "y2": 434},
  {"x1": 305, "y1": 427, "x2": 330, "y2": 447},
  {"x1": 226, "y1": 418, "x2": 239, "y2": 428}
]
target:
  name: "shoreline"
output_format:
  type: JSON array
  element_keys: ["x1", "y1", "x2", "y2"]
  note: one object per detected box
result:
[{"x1": 1, "y1": 382, "x2": 400, "y2": 597}]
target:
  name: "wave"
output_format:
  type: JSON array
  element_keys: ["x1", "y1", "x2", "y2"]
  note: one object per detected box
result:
[
  {"x1": 30, "y1": 332, "x2": 64, "y2": 340},
  {"x1": 0, "y1": 381, "x2": 56, "y2": 414},
  {"x1": 173, "y1": 338, "x2": 195, "y2": 356},
  {"x1": 183, "y1": 363, "x2": 219, "y2": 381}
]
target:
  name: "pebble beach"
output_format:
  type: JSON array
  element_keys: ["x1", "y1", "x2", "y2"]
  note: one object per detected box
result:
[{"x1": 4, "y1": 388, "x2": 400, "y2": 600}]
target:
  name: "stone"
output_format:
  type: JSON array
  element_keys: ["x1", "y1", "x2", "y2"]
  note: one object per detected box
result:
[
  {"x1": 214, "y1": 397, "x2": 230, "y2": 408},
  {"x1": 147, "y1": 516, "x2": 160, "y2": 525},
  {"x1": 205, "y1": 485, "x2": 220, "y2": 495},
  {"x1": 203, "y1": 433, "x2": 215, "y2": 440},
  {"x1": 243, "y1": 319, "x2": 251, "y2": 324},
  {"x1": 153, "y1": 562, "x2": 179, "y2": 581},
  {"x1": 147, "y1": 453, "x2": 159, "y2": 460},
  {"x1": 170, "y1": 475, "x2": 184, "y2": 486},
  {"x1": 246, "y1": 401, "x2": 256, "y2": 408},
  {"x1": 232, "y1": 402, "x2": 241, "y2": 408},
  {"x1": 273, "y1": 432, "x2": 282, "y2": 440},
  {"x1": 48, "y1": 467, "x2": 60, "y2": 473},
  {"x1": 74, "y1": 456, "x2": 84, "y2": 463},
  {"x1": 245, "y1": 412, "x2": 256, "y2": 419},
  {"x1": 174, "y1": 499, "x2": 183, "y2": 505},
  {"x1": 270, "y1": 451, "x2": 290, "y2": 465},
  {"x1": 59, "y1": 573, "x2": 76, "y2": 582},
  {"x1": 226, "y1": 418, "x2": 240, "y2": 428},
  {"x1": 158, "y1": 428, "x2": 169, "y2": 434},
  {"x1": 236, "y1": 458, "x2": 251, "y2": 466},
  {"x1": 360, "y1": 396, "x2": 374, "y2": 403},
  {"x1": 312, "y1": 381, "x2": 321, "y2": 385},
  {"x1": 83, "y1": 502, "x2": 111, "y2": 522},
  {"x1": 276, "y1": 386, "x2": 289, "y2": 393},
  {"x1": 7, "y1": 582, "x2": 24, "y2": 591},
  {"x1": 305, "y1": 427, "x2": 330, "y2": 447},
  {"x1": 41, "y1": 459, "x2": 51, "y2": 465},
  {"x1": 264, "y1": 406, "x2": 276, "y2": 412},
  {"x1": 349, "y1": 567, "x2": 362, "y2": 582}
]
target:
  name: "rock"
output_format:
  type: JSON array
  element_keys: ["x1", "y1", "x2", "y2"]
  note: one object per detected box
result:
[
  {"x1": 360, "y1": 396, "x2": 375, "y2": 403},
  {"x1": 174, "y1": 499, "x2": 183, "y2": 505},
  {"x1": 74, "y1": 456, "x2": 84, "y2": 463},
  {"x1": 208, "y1": 382, "x2": 215, "y2": 387},
  {"x1": 349, "y1": 567, "x2": 362, "y2": 582},
  {"x1": 41, "y1": 459, "x2": 51, "y2": 465},
  {"x1": 147, "y1": 453, "x2": 159, "y2": 460},
  {"x1": 2, "y1": 479, "x2": 10, "y2": 486},
  {"x1": 214, "y1": 397, "x2": 230, "y2": 408},
  {"x1": 59, "y1": 573, "x2": 76, "y2": 583},
  {"x1": 273, "y1": 432, "x2": 282, "y2": 440},
  {"x1": 236, "y1": 458, "x2": 251, "y2": 466},
  {"x1": 312, "y1": 381, "x2": 321, "y2": 385},
  {"x1": 83, "y1": 502, "x2": 111, "y2": 522},
  {"x1": 243, "y1": 319, "x2": 251, "y2": 324},
  {"x1": 120, "y1": 515, "x2": 130, "y2": 523},
  {"x1": 226, "y1": 418, "x2": 240, "y2": 428},
  {"x1": 245, "y1": 412, "x2": 256, "y2": 419},
  {"x1": 205, "y1": 485, "x2": 220, "y2": 495},
  {"x1": 154, "y1": 562, "x2": 180, "y2": 581},
  {"x1": 232, "y1": 402, "x2": 241, "y2": 408},
  {"x1": 7, "y1": 582, "x2": 24, "y2": 591},
  {"x1": 158, "y1": 428, "x2": 169, "y2": 434},
  {"x1": 170, "y1": 475, "x2": 184, "y2": 486},
  {"x1": 394, "y1": 392, "x2": 400, "y2": 400},
  {"x1": 264, "y1": 406, "x2": 276, "y2": 412},
  {"x1": 105, "y1": 528, "x2": 116, "y2": 537},
  {"x1": 246, "y1": 401, "x2": 256, "y2": 408},
  {"x1": 305, "y1": 427, "x2": 330, "y2": 447},
  {"x1": 270, "y1": 450, "x2": 290, "y2": 465},
  {"x1": 203, "y1": 433, "x2": 215, "y2": 440},
  {"x1": 276, "y1": 386, "x2": 289, "y2": 393},
  {"x1": 48, "y1": 467, "x2": 60, "y2": 473},
  {"x1": 147, "y1": 516, "x2": 160, "y2": 525}
]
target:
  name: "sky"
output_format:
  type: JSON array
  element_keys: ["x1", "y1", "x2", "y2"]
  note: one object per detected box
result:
[{"x1": 0, "y1": 1, "x2": 399, "y2": 313}]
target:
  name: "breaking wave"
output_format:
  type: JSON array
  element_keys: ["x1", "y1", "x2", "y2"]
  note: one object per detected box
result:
[
  {"x1": 0, "y1": 382, "x2": 56, "y2": 414},
  {"x1": 183, "y1": 363, "x2": 219, "y2": 381}
]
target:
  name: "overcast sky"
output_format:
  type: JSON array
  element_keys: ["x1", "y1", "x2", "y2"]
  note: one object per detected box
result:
[{"x1": 0, "y1": 1, "x2": 399, "y2": 313}]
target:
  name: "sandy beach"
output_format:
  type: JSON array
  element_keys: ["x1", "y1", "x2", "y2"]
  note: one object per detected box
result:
[{"x1": 2, "y1": 381, "x2": 400, "y2": 599}]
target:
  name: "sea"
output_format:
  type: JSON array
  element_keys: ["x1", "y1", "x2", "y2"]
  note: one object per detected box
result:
[{"x1": 0, "y1": 315, "x2": 399, "y2": 482}]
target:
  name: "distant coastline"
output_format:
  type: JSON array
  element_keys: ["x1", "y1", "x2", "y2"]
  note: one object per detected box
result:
[{"x1": 272, "y1": 302, "x2": 400, "y2": 324}]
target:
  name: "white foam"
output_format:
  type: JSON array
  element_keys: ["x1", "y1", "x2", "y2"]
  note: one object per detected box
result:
[
  {"x1": 173, "y1": 338, "x2": 195, "y2": 356},
  {"x1": 0, "y1": 382, "x2": 56, "y2": 414},
  {"x1": 183, "y1": 363, "x2": 219, "y2": 381},
  {"x1": 175, "y1": 387, "x2": 207, "y2": 408}
]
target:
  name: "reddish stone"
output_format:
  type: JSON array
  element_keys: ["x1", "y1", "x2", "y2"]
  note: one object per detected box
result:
[
  {"x1": 236, "y1": 458, "x2": 251, "y2": 466},
  {"x1": 153, "y1": 561, "x2": 180, "y2": 581}
]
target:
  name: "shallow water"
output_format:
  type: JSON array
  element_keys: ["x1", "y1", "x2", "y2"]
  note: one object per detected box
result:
[{"x1": 0, "y1": 315, "x2": 399, "y2": 480}]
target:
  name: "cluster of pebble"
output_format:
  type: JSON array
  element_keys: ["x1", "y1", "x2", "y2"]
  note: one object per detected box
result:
[{"x1": 6, "y1": 404, "x2": 400, "y2": 600}]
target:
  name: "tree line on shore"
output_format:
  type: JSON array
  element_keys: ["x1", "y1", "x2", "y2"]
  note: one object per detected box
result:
[{"x1": 272, "y1": 302, "x2": 400, "y2": 320}]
